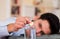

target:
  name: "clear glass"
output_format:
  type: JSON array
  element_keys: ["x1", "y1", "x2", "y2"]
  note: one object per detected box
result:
[{"x1": 24, "y1": 24, "x2": 36, "y2": 39}]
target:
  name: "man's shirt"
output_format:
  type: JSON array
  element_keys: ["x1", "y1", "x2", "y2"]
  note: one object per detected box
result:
[
  {"x1": 0, "y1": 17, "x2": 16, "y2": 37},
  {"x1": 0, "y1": 17, "x2": 30, "y2": 37}
]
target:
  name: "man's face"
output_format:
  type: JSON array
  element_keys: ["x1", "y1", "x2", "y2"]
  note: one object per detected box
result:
[{"x1": 33, "y1": 19, "x2": 51, "y2": 36}]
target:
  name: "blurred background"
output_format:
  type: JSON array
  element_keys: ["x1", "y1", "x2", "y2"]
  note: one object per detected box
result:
[{"x1": 0, "y1": 0, "x2": 60, "y2": 21}]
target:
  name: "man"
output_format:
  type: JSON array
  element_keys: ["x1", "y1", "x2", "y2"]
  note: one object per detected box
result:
[
  {"x1": 0, "y1": 16, "x2": 30, "y2": 37},
  {"x1": 12, "y1": 13, "x2": 60, "y2": 37},
  {"x1": 35, "y1": 13, "x2": 59, "y2": 36}
]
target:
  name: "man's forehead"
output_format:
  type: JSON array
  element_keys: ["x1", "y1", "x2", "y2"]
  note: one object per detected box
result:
[
  {"x1": 38, "y1": 19, "x2": 43, "y2": 21},
  {"x1": 37, "y1": 19, "x2": 43, "y2": 23}
]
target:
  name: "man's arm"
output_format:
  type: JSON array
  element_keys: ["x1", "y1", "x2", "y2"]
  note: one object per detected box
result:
[
  {"x1": 0, "y1": 16, "x2": 30, "y2": 37},
  {"x1": 0, "y1": 26, "x2": 9, "y2": 37}
]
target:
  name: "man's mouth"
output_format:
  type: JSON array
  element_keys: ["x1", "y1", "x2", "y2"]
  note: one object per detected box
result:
[{"x1": 36, "y1": 31, "x2": 45, "y2": 35}]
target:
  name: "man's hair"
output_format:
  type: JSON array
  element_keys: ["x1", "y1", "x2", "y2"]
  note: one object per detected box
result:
[{"x1": 39, "y1": 13, "x2": 60, "y2": 34}]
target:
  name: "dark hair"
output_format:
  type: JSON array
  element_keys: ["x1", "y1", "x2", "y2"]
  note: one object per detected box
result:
[{"x1": 39, "y1": 13, "x2": 60, "y2": 34}]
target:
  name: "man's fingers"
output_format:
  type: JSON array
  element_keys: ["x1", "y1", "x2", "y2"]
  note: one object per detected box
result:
[
  {"x1": 15, "y1": 16, "x2": 31, "y2": 31},
  {"x1": 24, "y1": 17, "x2": 31, "y2": 24},
  {"x1": 15, "y1": 22, "x2": 25, "y2": 29},
  {"x1": 16, "y1": 17, "x2": 26, "y2": 24}
]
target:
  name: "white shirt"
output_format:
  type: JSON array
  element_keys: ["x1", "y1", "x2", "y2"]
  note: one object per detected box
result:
[
  {"x1": 0, "y1": 17, "x2": 31, "y2": 37},
  {"x1": 0, "y1": 17, "x2": 16, "y2": 37}
]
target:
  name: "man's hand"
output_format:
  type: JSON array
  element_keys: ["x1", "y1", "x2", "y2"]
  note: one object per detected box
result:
[
  {"x1": 15, "y1": 16, "x2": 31, "y2": 29},
  {"x1": 7, "y1": 16, "x2": 30, "y2": 32}
]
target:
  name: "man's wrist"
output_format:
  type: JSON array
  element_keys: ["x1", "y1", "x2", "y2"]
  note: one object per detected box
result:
[{"x1": 7, "y1": 23, "x2": 15, "y2": 33}]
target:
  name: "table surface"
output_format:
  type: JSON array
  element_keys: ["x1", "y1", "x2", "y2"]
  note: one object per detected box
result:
[{"x1": 8, "y1": 34, "x2": 60, "y2": 39}]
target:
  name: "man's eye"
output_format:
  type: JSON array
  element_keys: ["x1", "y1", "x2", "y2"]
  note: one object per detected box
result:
[{"x1": 39, "y1": 24, "x2": 42, "y2": 28}]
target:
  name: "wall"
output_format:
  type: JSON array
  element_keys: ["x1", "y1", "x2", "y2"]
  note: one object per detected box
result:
[
  {"x1": 20, "y1": 0, "x2": 35, "y2": 19},
  {"x1": 0, "y1": 0, "x2": 60, "y2": 20},
  {"x1": 42, "y1": 0, "x2": 60, "y2": 19},
  {"x1": 21, "y1": 0, "x2": 34, "y2": 6},
  {"x1": 0, "y1": 0, "x2": 11, "y2": 21},
  {"x1": 37, "y1": 0, "x2": 54, "y2": 13},
  {"x1": 35, "y1": 0, "x2": 59, "y2": 13},
  {"x1": 0, "y1": 0, "x2": 34, "y2": 21}
]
